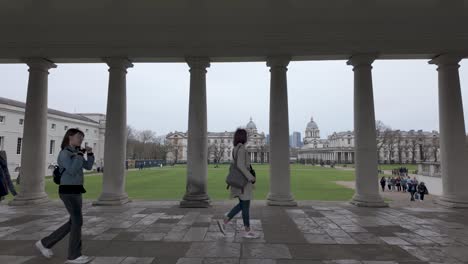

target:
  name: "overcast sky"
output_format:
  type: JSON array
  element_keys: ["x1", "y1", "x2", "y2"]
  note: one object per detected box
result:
[{"x1": 1, "y1": 59, "x2": 468, "y2": 139}]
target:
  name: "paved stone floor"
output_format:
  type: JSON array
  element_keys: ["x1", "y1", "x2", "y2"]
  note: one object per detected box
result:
[{"x1": 1, "y1": 200, "x2": 468, "y2": 264}]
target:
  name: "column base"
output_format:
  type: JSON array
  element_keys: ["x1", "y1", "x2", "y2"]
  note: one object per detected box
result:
[
  {"x1": 180, "y1": 194, "x2": 211, "y2": 208},
  {"x1": 93, "y1": 193, "x2": 130, "y2": 206},
  {"x1": 350, "y1": 194, "x2": 388, "y2": 208},
  {"x1": 9, "y1": 193, "x2": 49, "y2": 206},
  {"x1": 436, "y1": 195, "x2": 468, "y2": 208},
  {"x1": 267, "y1": 193, "x2": 297, "y2": 207}
]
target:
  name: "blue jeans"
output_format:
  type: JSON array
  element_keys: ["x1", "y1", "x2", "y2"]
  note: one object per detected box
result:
[{"x1": 227, "y1": 199, "x2": 250, "y2": 228}]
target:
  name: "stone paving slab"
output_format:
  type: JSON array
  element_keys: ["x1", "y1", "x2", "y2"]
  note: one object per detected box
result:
[{"x1": 0, "y1": 200, "x2": 467, "y2": 263}]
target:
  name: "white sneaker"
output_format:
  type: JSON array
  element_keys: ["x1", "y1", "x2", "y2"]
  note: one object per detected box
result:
[
  {"x1": 243, "y1": 231, "x2": 259, "y2": 239},
  {"x1": 217, "y1": 220, "x2": 227, "y2": 235},
  {"x1": 35, "y1": 240, "x2": 53, "y2": 258},
  {"x1": 65, "y1": 255, "x2": 94, "y2": 264}
]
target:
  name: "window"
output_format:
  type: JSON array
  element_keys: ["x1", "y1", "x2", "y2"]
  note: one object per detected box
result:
[
  {"x1": 0, "y1": 136, "x2": 4, "y2": 150},
  {"x1": 348, "y1": 139, "x2": 351, "y2": 144},
  {"x1": 64, "y1": 125, "x2": 68, "y2": 130},
  {"x1": 0, "y1": 115, "x2": 5, "y2": 124},
  {"x1": 93, "y1": 143, "x2": 97, "y2": 150},
  {"x1": 85, "y1": 129, "x2": 89, "y2": 133},
  {"x1": 49, "y1": 140, "x2": 55, "y2": 155},
  {"x1": 85, "y1": 142, "x2": 88, "y2": 148},
  {"x1": 94, "y1": 130, "x2": 97, "y2": 134},
  {"x1": 19, "y1": 118, "x2": 24, "y2": 125},
  {"x1": 51, "y1": 123, "x2": 56, "y2": 130},
  {"x1": 17, "y1": 138, "x2": 22, "y2": 154}
]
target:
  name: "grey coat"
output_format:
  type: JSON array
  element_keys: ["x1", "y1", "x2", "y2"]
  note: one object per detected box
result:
[{"x1": 230, "y1": 143, "x2": 255, "y2": 201}]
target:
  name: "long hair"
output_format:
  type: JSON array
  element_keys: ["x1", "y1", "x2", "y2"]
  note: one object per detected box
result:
[
  {"x1": 61, "y1": 128, "x2": 85, "y2": 150},
  {"x1": 233, "y1": 128, "x2": 247, "y2": 146}
]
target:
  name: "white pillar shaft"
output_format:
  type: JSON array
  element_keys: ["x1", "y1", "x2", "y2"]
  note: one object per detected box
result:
[
  {"x1": 94, "y1": 58, "x2": 132, "y2": 206},
  {"x1": 347, "y1": 54, "x2": 387, "y2": 207},
  {"x1": 180, "y1": 57, "x2": 210, "y2": 208},
  {"x1": 430, "y1": 55, "x2": 468, "y2": 207},
  {"x1": 267, "y1": 56, "x2": 296, "y2": 206},
  {"x1": 11, "y1": 59, "x2": 56, "y2": 205}
]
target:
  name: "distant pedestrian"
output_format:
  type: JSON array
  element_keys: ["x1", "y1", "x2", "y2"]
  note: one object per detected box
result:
[
  {"x1": 390, "y1": 177, "x2": 396, "y2": 191},
  {"x1": 401, "y1": 177, "x2": 408, "y2": 192},
  {"x1": 417, "y1": 182, "x2": 429, "y2": 201},
  {"x1": 0, "y1": 151, "x2": 17, "y2": 201},
  {"x1": 408, "y1": 179, "x2": 417, "y2": 201},
  {"x1": 380, "y1": 176, "x2": 386, "y2": 192}
]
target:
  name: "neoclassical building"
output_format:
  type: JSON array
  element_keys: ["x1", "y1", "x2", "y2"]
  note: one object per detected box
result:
[
  {"x1": 2, "y1": 2, "x2": 467, "y2": 208},
  {"x1": 0, "y1": 97, "x2": 106, "y2": 178},
  {"x1": 298, "y1": 117, "x2": 440, "y2": 164},
  {"x1": 166, "y1": 118, "x2": 268, "y2": 164},
  {"x1": 299, "y1": 117, "x2": 355, "y2": 164}
]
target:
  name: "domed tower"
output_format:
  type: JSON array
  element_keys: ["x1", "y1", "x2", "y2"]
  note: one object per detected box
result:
[
  {"x1": 246, "y1": 117, "x2": 258, "y2": 134},
  {"x1": 303, "y1": 116, "x2": 320, "y2": 144}
]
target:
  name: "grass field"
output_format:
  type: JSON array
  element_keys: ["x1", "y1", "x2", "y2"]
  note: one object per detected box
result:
[{"x1": 26, "y1": 164, "x2": 356, "y2": 201}]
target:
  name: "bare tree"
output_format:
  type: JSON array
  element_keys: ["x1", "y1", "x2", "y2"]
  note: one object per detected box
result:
[
  {"x1": 395, "y1": 130, "x2": 404, "y2": 163},
  {"x1": 166, "y1": 141, "x2": 182, "y2": 164},
  {"x1": 126, "y1": 125, "x2": 137, "y2": 159},
  {"x1": 385, "y1": 130, "x2": 398, "y2": 163},
  {"x1": 407, "y1": 131, "x2": 419, "y2": 164},
  {"x1": 421, "y1": 141, "x2": 432, "y2": 162},
  {"x1": 209, "y1": 143, "x2": 226, "y2": 164},
  {"x1": 139, "y1": 130, "x2": 156, "y2": 144},
  {"x1": 376, "y1": 121, "x2": 391, "y2": 162}
]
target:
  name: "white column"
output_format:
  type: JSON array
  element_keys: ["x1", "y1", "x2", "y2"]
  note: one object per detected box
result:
[
  {"x1": 267, "y1": 56, "x2": 297, "y2": 206},
  {"x1": 430, "y1": 54, "x2": 468, "y2": 208},
  {"x1": 347, "y1": 54, "x2": 387, "y2": 207},
  {"x1": 180, "y1": 57, "x2": 211, "y2": 208},
  {"x1": 11, "y1": 59, "x2": 56, "y2": 205},
  {"x1": 94, "y1": 58, "x2": 132, "y2": 206}
]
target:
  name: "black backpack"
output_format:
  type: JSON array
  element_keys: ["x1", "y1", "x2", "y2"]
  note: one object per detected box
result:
[{"x1": 53, "y1": 165, "x2": 65, "y2": 185}]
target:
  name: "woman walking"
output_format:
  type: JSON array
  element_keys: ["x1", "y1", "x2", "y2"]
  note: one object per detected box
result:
[
  {"x1": 0, "y1": 151, "x2": 17, "y2": 201},
  {"x1": 36, "y1": 128, "x2": 95, "y2": 264},
  {"x1": 218, "y1": 128, "x2": 258, "y2": 239},
  {"x1": 380, "y1": 176, "x2": 386, "y2": 192}
]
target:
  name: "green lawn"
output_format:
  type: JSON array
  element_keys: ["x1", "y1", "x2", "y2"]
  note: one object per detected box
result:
[{"x1": 9, "y1": 164, "x2": 357, "y2": 201}]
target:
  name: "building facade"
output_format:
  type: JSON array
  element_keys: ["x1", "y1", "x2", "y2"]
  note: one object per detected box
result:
[
  {"x1": 166, "y1": 118, "x2": 269, "y2": 164},
  {"x1": 0, "y1": 97, "x2": 105, "y2": 178},
  {"x1": 298, "y1": 116, "x2": 439, "y2": 164}
]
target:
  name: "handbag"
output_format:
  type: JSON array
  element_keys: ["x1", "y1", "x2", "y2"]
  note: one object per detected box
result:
[{"x1": 225, "y1": 146, "x2": 248, "y2": 192}]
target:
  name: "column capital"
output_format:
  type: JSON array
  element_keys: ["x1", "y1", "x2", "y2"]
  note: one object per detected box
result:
[
  {"x1": 104, "y1": 58, "x2": 133, "y2": 71},
  {"x1": 429, "y1": 54, "x2": 463, "y2": 67},
  {"x1": 266, "y1": 55, "x2": 291, "y2": 68},
  {"x1": 24, "y1": 58, "x2": 57, "y2": 72},
  {"x1": 186, "y1": 57, "x2": 210, "y2": 70},
  {"x1": 346, "y1": 54, "x2": 377, "y2": 68}
]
